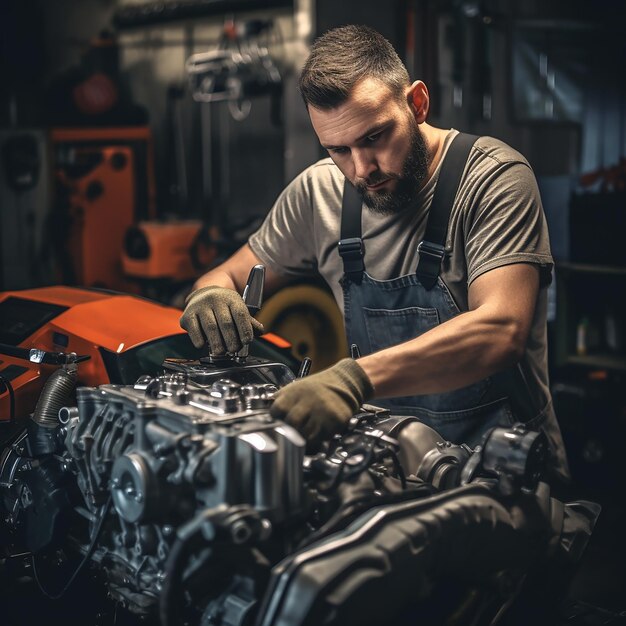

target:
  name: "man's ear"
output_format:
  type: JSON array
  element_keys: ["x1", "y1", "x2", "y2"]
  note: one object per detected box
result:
[{"x1": 407, "y1": 81, "x2": 429, "y2": 123}]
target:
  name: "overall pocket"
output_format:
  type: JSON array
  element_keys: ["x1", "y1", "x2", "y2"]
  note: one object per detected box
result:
[{"x1": 363, "y1": 305, "x2": 440, "y2": 351}]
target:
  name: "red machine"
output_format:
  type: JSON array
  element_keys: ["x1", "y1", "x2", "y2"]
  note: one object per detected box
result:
[
  {"x1": 122, "y1": 220, "x2": 217, "y2": 282},
  {"x1": 50, "y1": 127, "x2": 157, "y2": 291},
  {"x1": 56, "y1": 146, "x2": 136, "y2": 290}
]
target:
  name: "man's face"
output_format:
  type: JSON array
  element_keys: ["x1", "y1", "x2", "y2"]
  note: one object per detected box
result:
[{"x1": 309, "y1": 77, "x2": 429, "y2": 215}]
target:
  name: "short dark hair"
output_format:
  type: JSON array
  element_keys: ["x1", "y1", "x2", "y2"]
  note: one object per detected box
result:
[{"x1": 298, "y1": 25, "x2": 410, "y2": 109}]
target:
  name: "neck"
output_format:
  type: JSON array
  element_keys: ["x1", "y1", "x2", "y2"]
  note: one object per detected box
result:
[{"x1": 420, "y1": 123, "x2": 449, "y2": 184}]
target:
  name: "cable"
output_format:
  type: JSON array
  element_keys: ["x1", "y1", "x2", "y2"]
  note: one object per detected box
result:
[{"x1": 31, "y1": 496, "x2": 112, "y2": 600}]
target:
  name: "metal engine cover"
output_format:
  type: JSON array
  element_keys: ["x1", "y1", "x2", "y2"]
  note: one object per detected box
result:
[{"x1": 67, "y1": 372, "x2": 305, "y2": 527}]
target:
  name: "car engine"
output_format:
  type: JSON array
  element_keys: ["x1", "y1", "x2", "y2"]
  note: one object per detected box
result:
[{"x1": 0, "y1": 349, "x2": 600, "y2": 626}]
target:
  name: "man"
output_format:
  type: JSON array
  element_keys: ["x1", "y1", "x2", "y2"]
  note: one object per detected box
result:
[{"x1": 181, "y1": 25, "x2": 568, "y2": 480}]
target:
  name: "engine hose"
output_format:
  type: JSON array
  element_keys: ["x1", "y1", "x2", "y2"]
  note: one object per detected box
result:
[
  {"x1": 160, "y1": 506, "x2": 254, "y2": 626},
  {"x1": 159, "y1": 526, "x2": 206, "y2": 626},
  {"x1": 32, "y1": 366, "x2": 77, "y2": 426}
]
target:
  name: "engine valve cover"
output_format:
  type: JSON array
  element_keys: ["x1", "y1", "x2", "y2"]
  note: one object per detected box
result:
[{"x1": 69, "y1": 374, "x2": 305, "y2": 526}]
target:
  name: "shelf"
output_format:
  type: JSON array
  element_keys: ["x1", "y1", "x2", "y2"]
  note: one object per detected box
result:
[
  {"x1": 566, "y1": 354, "x2": 626, "y2": 371},
  {"x1": 556, "y1": 262, "x2": 626, "y2": 275},
  {"x1": 113, "y1": 0, "x2": 293, "y2": 29}
]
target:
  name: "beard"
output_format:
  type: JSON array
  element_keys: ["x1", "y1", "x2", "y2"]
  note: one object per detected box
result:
[{"x1": 355, "y1": 120, "x2": 429, "y2": 216}]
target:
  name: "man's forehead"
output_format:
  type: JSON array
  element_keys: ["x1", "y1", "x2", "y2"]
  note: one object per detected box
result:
[
  {"x1": 349, "y1": 76, "x2": 398, "y2": 106},
  {"x1": 309, "y1": 78, "x2": 404, "y2": 145}
]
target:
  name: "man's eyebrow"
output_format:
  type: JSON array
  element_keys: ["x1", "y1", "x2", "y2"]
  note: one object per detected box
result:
[{"x1": 322, "y1": 122, "x2": 390, "y2": 151}]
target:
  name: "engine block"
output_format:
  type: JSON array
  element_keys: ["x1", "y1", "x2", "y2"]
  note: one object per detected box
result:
[{"x1": 67, "y1": 374, "x2": 305, "y2": 527}]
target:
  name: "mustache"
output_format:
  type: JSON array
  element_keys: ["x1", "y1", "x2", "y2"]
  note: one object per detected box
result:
[{"x1": 355, "y1": 170, "x2": 401, "y2": 191}]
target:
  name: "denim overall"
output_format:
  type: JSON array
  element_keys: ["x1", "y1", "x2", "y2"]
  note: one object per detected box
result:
[{"x1": 339, "y1": 134, "x2": 516, "y2": 447}]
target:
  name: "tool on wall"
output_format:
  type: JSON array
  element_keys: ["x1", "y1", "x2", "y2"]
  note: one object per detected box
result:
[
  {"x1": 184, "y1": 17, "x2": 284, "y2": 234},
  {"x1": 186, "y1": 18, "x2": 282, "y2": 123},
  {"x1": 139, "y1": 16, "x2": 286, "y2": 305}
]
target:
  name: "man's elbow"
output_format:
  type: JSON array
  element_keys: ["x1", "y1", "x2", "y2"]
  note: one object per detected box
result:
[{"x1": 498, "y1": 319, "x2": 528, "y2": 366}]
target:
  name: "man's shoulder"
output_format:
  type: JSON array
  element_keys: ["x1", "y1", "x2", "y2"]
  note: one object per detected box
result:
[
  {"x1": 471, "y1": 135, "x2": 531, "y2": 169},
  {"x1": 287, "y1": 157, "x2": 344, "y2": 202},
  {"x1": 293, "y1": 157, "x2": 338, "y2": 177},
  {"x1": 299, "y1": 157, "x2": 343, "y2": 181}
]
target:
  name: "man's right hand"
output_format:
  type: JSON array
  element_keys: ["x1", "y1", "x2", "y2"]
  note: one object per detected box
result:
[{"x1": 179, "y1": 286, "x2": 265, "y2": 354}]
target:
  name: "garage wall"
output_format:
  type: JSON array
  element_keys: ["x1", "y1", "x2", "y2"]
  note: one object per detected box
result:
[{"x1": 39, "y1": 0, "x2": 318, "y2": 226}]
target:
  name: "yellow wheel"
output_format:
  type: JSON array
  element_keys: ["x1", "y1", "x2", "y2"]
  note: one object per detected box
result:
[{"x1": 257, "y1": 284, "x2": 348, "y2": 373}]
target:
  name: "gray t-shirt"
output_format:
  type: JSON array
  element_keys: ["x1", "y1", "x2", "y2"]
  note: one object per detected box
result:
[
  {"x1": 250, "y1": 131, "x2": 553, "y2": 299},
  {"x1": 249, "y1": 130, "x2": 568, "y2": 477}
]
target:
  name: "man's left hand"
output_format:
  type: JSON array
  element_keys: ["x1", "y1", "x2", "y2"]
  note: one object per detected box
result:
[{"x1": 270, "y1": 358, "x2": 375, "y2": 445}]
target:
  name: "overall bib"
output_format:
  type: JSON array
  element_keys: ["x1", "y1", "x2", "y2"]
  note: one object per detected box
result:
[{"x1": 338, "y1": 134, "x2": 518, "y2": 447}]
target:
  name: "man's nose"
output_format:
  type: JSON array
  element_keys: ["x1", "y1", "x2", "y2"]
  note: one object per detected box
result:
[{"x1": 352, "y1": 148, "x2": 377, "y2": 181}]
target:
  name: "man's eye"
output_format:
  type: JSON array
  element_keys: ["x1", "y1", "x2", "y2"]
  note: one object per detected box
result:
[
  {"x1": 329, "y1": 147, "x2": 350, "y2": 155},
  {"x1": 365, "y1": 132, "x2": 382, "y2": 143}
]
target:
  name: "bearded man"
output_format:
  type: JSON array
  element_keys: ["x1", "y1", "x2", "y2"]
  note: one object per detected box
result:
[{"x1": 180, "y1": 24, "x2": 569, "y2": 481}]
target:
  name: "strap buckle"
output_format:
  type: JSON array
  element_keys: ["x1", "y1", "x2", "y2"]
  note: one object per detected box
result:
[
  {"x1": 417, "y1": 240, "x2": 446, "y2": 263},
  {"x1": 416, "y1": 240, "x2": 446, "y2": 290},
  {"x1": 338, "y1": 237, "x2": 364, "y2": 259},
  {"x1": 338, "y1": 237, "x2": 365, "y2": 279}
]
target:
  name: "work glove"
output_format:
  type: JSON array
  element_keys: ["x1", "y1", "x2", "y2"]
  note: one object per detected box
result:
[
  {"x1": 180, "y1": 286, "x2": 265, "y2": 354},
  {"x1": 270, "y1": 358, "x2": 375, "y2": 446}
]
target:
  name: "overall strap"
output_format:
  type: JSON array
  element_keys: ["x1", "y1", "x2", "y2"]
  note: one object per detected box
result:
[
  {"x1": 416, "y1": 133, "x2": 479, "y2": 290},
  {"x1": 338, "y1": 178, "x2": 365, "y2": 283}
]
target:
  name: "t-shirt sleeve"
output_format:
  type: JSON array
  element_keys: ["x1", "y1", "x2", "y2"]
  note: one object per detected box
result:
[
  {"x1": 248, "y1": 169, "x2": 319, "y2": 278},
  {"x1": 464, "y1": 161, "x2": 553, "y2": 287}
]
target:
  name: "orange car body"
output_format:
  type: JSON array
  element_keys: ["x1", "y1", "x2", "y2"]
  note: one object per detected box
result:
[
  {"x1": 0, "y1": 287, "x2": 187, "y2": 421},
  {"x1": 0, "y1": 286, "x2": 293, "y2": 423}
]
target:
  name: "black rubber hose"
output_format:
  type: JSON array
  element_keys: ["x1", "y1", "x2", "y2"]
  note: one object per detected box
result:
[
  {"x1": 160, "y1": 507, "x2": 256, "y2": 626},
  {"x1": 159, "y1": 526, "x2": 205, "y2": 626},
  {"x1": 32, "y1": 367, "x2": 77, "y2": 427}
]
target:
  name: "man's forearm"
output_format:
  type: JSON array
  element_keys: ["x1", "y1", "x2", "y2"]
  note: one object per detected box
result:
[
  {"x1": 191, "y1": 244, "x2": 290, "y2": 297},
  {"x1": 191, "y1": 244, "x2": 262, "y2": 293},
  {"x1": 193, "y1": 267, "x2": 238, "y2": 292},
  {"x1": 357, "y1": 307, "x2": 524, "y2": 399}
]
